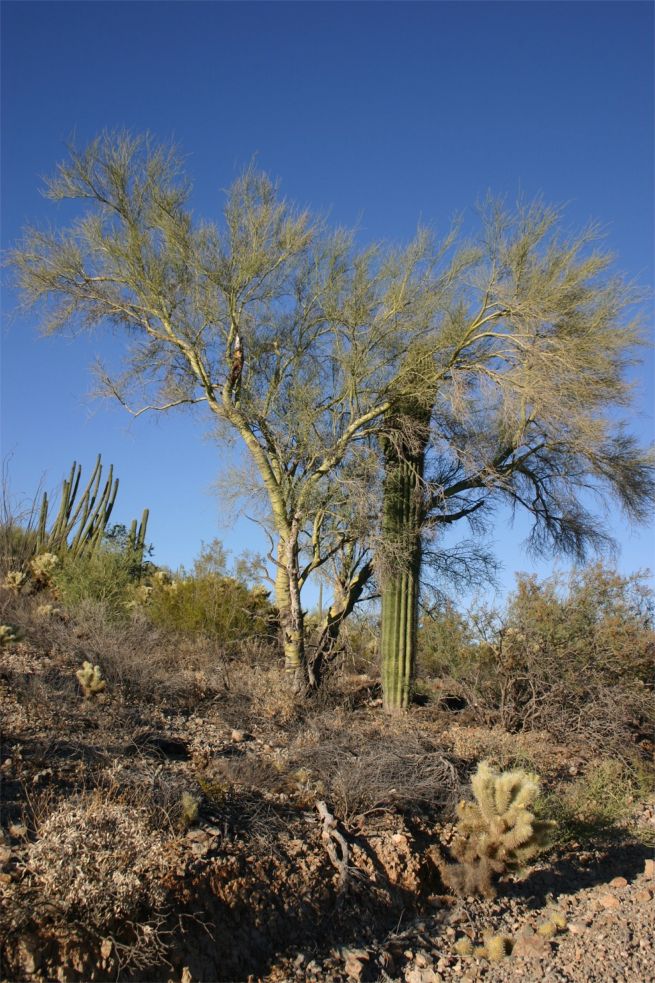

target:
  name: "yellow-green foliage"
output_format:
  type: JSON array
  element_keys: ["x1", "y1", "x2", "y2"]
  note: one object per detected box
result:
[
  {"x1": 435, "y1": 761, "x2": 555, "y2": 898},
  {"x1": 76, "y1": 660, "x2": 106, "y2": 698},
  {"x1": 0, "y1": 624, "x2": 23, "y2": 647},
  {"x1": 52, "y1": 545, "x2": 140, "y2": 618},
  {"x1": 146, "y1": 572, "x2": 277, "y2": 650}
]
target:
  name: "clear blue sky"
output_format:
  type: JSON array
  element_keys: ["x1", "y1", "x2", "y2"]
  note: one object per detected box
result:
[{"x1": 1, "y1": 1, "x2": 653, "y2": 601}]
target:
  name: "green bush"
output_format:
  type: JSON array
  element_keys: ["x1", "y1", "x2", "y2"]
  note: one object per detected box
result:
[
  {"x1": 418, "y1": 565, "x2": 654, "y2": 752},
  {"x1": 146, "y1": 573, "x2": 277, "y2": 651},
  {"x1": 52, "y1": 541, "x2": 142, "y2": 618}
]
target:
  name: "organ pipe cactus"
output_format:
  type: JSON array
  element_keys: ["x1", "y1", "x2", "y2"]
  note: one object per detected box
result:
[
  {"x1": 433, "y1": 761, "x2": 555, "y2": 898},
  {"x1": 34, "y1": 456, "x2": 149, "y2": 563}
]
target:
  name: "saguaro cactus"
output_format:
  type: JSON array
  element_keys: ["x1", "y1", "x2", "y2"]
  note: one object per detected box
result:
[
  {"x1": 379, "y1": 353, "x2": 433, "y2": 712},
  {"x1": 380, "y1": 447, "x2": 425, "y2": 711}
]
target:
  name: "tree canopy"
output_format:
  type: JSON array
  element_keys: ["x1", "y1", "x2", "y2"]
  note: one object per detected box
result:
[{"x1": 8, "y1": 132, "x2": 654, "y2": 702}]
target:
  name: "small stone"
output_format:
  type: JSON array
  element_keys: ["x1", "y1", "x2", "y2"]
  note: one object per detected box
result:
[
  {"x1": 599, "y1": 894, "x2": 621, "y2": 910},
  {"x1": 230, "y1": 729, "x2": 249, "y2": 742},
  {"x1": 345, "y1": 955, "x2": 367, "y2": 980},
  {"x1": 181, "y1": 968, "x2": 192, "y2": 983},
  {"x1": 8, "y1": 823, "x2": 27, "y2": 838},
  {"x1": 635, "y1": 889, "x2": 652, "y2": 903},
  {"x1": 0, "y1": 872, "x2": 12, "y2": 885},
  {"x1": 0, "y1": 847, "x2": 11, "y2": 869},
  {"x1": 185, "y1": 829, "x2": 210, "y2": 842},
  {"x1": 100, "y1": 939, "x2": 112, "y2": 960},
  {"x1": 609, "y1": 876, "x2": 628, "y2": 888},
  {"x1": 644, "y1": 859, "x2": 655, "y2": 878},
  {"x1": 512, "y1": 934, "x2": 553, "y2": 959}
]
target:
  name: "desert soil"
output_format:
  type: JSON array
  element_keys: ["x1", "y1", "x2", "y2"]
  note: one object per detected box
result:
[{"x1": 1, "y1": 632, "x2": 653, "y2": 983}]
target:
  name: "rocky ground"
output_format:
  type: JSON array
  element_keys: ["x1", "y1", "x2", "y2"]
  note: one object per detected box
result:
[
  {"x1": 267, "y1": 847, "x2": 655, "y2": 983},
  {"x1": 0, "y1": 607, "x2": 653, "y2": 983}
]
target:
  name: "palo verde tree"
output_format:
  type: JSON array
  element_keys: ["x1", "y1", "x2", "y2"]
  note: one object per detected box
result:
[
  {"x1": 378, "y1": 199, "x2": 655, "y2": 710},
  {"x1": 7, "y1": 132, "x2": 469, "y2": 691}
]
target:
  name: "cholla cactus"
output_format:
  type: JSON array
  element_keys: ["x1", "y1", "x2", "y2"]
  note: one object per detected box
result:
[
  {"x1": 0, "y1": 624, "x2": 23, "y2": 647},
  {"x1": 3, "y1": 570, "x2": 27, "y2": 592},
  {"x1": 180, "y1": 792, "x2": 199, "y2": 827},
  {"x1": 30, "y1": 552, "x2": 59, "y2": 586},
  {"x1": 151, "y1": 570, "x2": 171, "y2": 587},
  {"x1": 36, "y1": 603, "x2": 62, "y2": 619},
  {"x1": 76, "y1": 660, "x2": 106, "y2": 698},
  {"x1": 454, "y1": 933, "x2": 511, "y2": 961},
  {"x1": 434, "y1": 761, "x2": 555, "y2": 898}
]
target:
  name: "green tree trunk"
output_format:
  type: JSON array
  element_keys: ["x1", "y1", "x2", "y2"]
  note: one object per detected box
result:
[
  {"x1": 275, "y1": 532, "x2": 307, "y2": 692},
  {"x1": 380, "y1": 430, "x2": 427, "y2": 712}
]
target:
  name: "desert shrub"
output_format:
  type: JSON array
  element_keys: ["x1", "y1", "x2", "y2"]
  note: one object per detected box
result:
[
  {"x1": 420, "y1": 565, "x2": 654, "y2": 752},
  {"x1": 0, "y1": 522, "x2": 39, "y2": 576},
  {"x1": 538, "y1": 756, "x2": 654, "y2": 842},
  {"x1": 51, "y1": 539, "x2": 142, "y2": 618},
  {"x1": 147, "y1": 571, "x2": 277, "y2": 651},
  {"x1": 418, "y1": 602, "x2": 475, "y2": 678},
  {"x1": 22, "y1": 794, "x2": 173, "y2": 969}
]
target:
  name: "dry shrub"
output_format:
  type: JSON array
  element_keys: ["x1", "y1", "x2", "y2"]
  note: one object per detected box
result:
[
  {"x1": 50, "y1": 598, "x2": 220, "y2": 704},
  {"x1": 443, "y1": 724, "x2": 568, "y2": 776},
  {"x1": 422, "y1": 566, "x2": 654, "y2": 755},
  {"x1": 9, "y1": 793, "x2": 176, "y2": 972},
  {"x1": 28, "y1": 795, "x2": 170, "y2": 922},
  {"x1": 285, "y1": 715, "x2": 460, "y2": 820}
]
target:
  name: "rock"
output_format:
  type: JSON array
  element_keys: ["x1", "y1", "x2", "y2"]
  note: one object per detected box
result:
[
  {"x1": 100, "y1": 939, "x2": 113, "y2": 960},
  {"x1": 181, "y1": 968, "x2": 192, "y2": 983},
  {"x1": 512, "y1": 934, "x2": 553, "y2": 959},
  {"x1": 644, "y1": 858, "x2": 655, "y2": 878},
  {"x1": 635, "y1": 889, "x2": 653, "y2": 903},
  {"x1": 609, "y1": 876, "x2": 628, "y2": 888},
  {"x1": 344, "y1": 949, "x2": 370, "y2": 980},
  {"x1": 599, "y1": 894, "x2": 621, "y2": 910},
  {"x1": 8, "y1": 822, "x2": 27, "y2": 838},
  {"x1": 231, "y1": 729, "x2": 251, "y2": 743},
  {"x1": 405, "y1": 968, "x2": 442, "y2": 983},
  {"x1": 0, "y1": 846, "x2": 11, "y2": 868}
]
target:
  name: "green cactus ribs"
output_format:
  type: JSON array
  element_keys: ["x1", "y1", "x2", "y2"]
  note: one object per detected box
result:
[
  {"x1": 433, "y1": 760, "x2": 556, "y2": 898},
  {"x1": 36, "y1": 456, "x2": 149, "y2": 564}
]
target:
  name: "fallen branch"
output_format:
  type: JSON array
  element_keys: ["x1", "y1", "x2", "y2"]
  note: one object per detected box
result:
[{"x1": 316, "y1": 800, "x2": 349, "y2": 892}]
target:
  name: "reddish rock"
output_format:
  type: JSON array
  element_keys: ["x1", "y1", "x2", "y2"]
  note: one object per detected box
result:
[
  {"x1": 609, "y1": 876, "x2": 628, "y2": 888},
  {"x1": 599, "y1": 894, "x2": 621, "y2": 910},
  {"x1": 512, "y1": 934, "x2": 553, "y2": 959}
]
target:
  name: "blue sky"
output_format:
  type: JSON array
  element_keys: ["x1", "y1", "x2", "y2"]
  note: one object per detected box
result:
[{"x1": 2, "y1": 1, "x2": 653, "y2": 602}]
